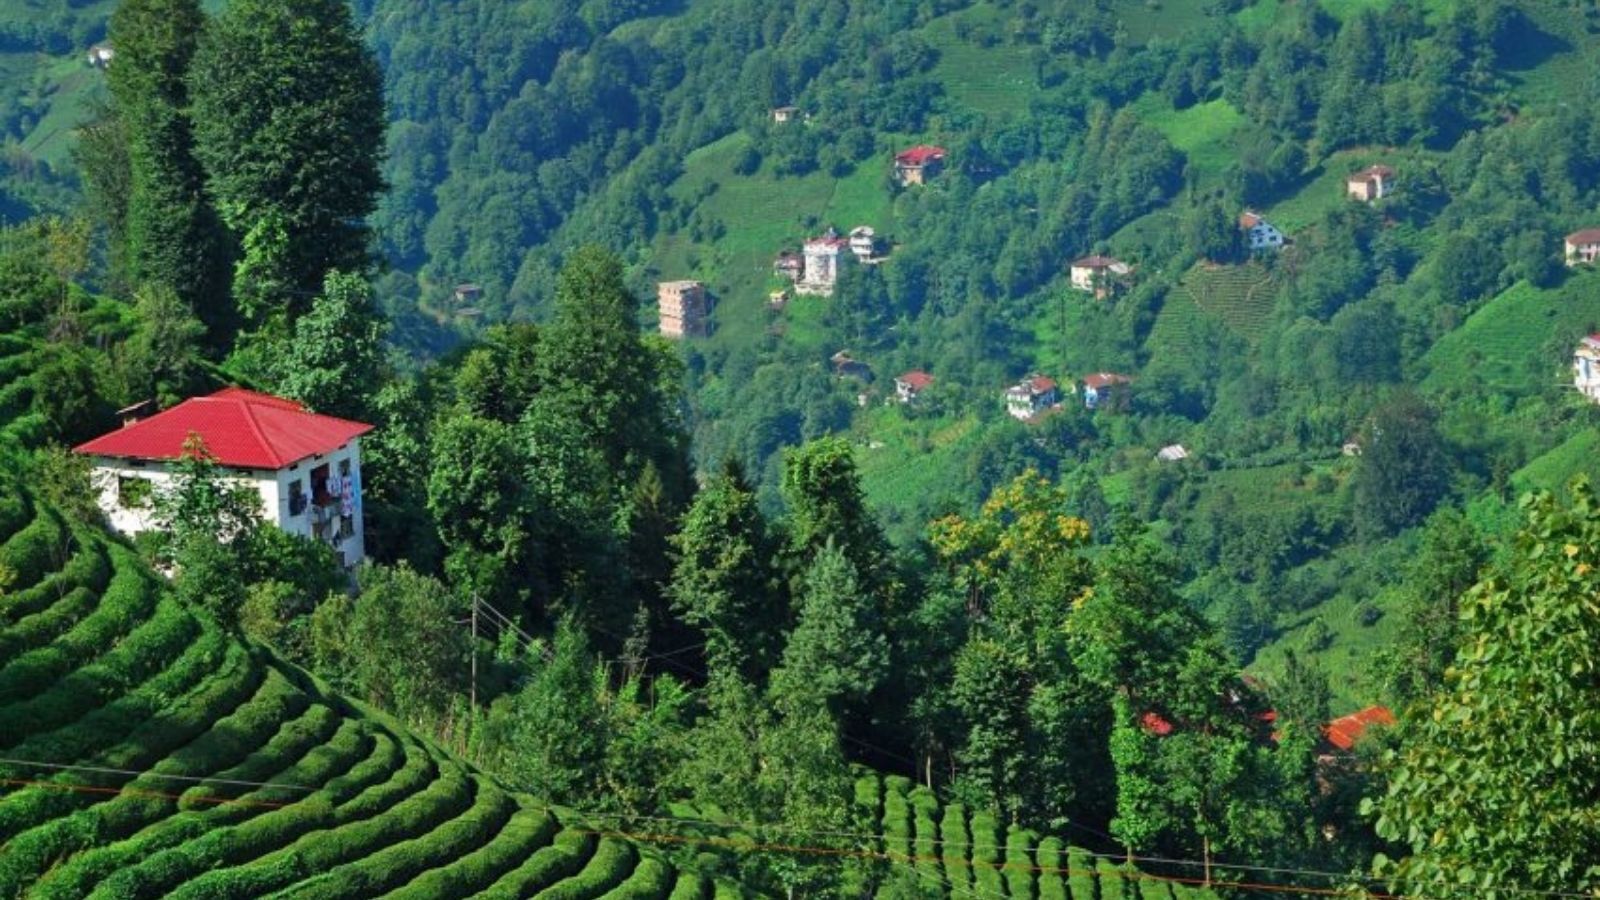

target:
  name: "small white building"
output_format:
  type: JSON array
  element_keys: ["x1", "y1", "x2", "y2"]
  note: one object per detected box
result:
[
  {"x1": 1346, "y1": 165, "x2": 1394, "y2": 203},
  {"x1": 1069, "y1": 255, "x2": 1131, "y2": 299},
  {"x1": 849, "y1": 226, "x2": 879, "y2": 262},
  {"x1": 1081, "y1": 372, "x2": 1131, "y2": 410},
  {"x1": 1575, "y1": 335, "x2": 1600, "y2": 403},
  {"x1": 1156, "y1": 444, "x2": 1190, "y2": 462},
  {"x1": 772, "y1": 106, "x2": 800, "y2": 124},
  {"x1": 797, "y1": 230, "x2": 852, "y2": 296},
  {"x1": 1566, "y1": 230, "x2": 1600, "y2": 268},
  {"x1": 1240, "y1": 210, "x2": 1286, "y2": 253},
  {"x1": 86, "y1": 43, "x2": 114, "y2": 68},
  {"x1": 74, "y1": 388, "x2": 375, "y2": 568},
  {"x1": 1005, "y1": 375, "x2": 1060, "y2": 421}
]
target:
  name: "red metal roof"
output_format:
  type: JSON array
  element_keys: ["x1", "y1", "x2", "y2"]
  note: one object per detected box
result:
[
  {"x1": 895, "y1": 145, "x2": 946, "y2": 166},
  {"x1": 898, "y1": 370, "x2": 935, "y2": 390},
  {"x1": 1568, "y1": 228, "x2": 1600, "y2": 246},
  {"x1": 1140, "y1": 712, "x2": 1174, "y2": 736},
  {"x1": 1082, "y1": 372, "x2": 1130, "y2": 390},
  {"x1": 1323, "y1": 706, "x2": 1395, "y2": 752},
  {"x1": 74, "y1": 387, "x2": 373, "y2": 470},
  {"x1": 1026, "y1": 375, "x2": 1057, "y2": 394}
]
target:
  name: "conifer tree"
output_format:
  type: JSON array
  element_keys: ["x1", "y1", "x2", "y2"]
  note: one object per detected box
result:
[{"x1": 107, "y1": 0, "x2": 231, "y2": 337}]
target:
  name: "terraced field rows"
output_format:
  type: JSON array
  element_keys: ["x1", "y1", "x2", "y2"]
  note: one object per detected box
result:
[
  {"x1": 1176, "y1": 263, "x2": 1279, "y2": 345},
  {"x1": 0, "y1": 480, "x2": 698, "y2": 899},
  {"x1": 863, "y1": 774, "x2": 1220, "y2": 900}
]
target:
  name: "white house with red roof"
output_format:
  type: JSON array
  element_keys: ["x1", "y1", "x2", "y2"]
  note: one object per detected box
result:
[
  {"x1": 1005, "y1": 375, "x2": 1061, "y2": 420},
  {"x1": 74, "y1": 387, "x2": 375, "y2": 567},
  {"x1": 895, "y1": 370, "x2": 934, "y2": 403},
  {"x1": 1566, "y1": 229, "x2": 1600, "y2": 267},
  {"x1": 894, "y1": 145, "x2": 946, "y2": 186},
  {"x1": 1345, "y1": 165, "x2": 1395, "y2": 203},
  {"x1": 1069, "y1": 254, "x2": 1132, "y2": 299}
]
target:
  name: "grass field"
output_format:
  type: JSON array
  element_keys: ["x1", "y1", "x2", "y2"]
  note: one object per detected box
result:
[
  {"x1": 1421, "y1": 275, "x2": 1600, "y2": 395},
  {"x1": 1512, "y1": 427, "x2": 1600, "y2": 495},
  {"x1": 1129, "y1": 95, "x2": 1249, "y2": 186},
  {"x1": 924, "y1": 6, "x2": 1041, "y2": 116}
]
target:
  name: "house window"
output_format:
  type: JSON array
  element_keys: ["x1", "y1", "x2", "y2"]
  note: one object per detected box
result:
[
  {"x1": 310, "y1": 463, "x2": 331, "y2": 505},
  {"x1": 117, "y1": 476, "x2": 153, "y2": 509},
  {"x1": 288, "y1": 479, "x2": 307, "y2": 516},
  {"x1": 340, "y1": 515, "x2": 354, "y2": 539}
]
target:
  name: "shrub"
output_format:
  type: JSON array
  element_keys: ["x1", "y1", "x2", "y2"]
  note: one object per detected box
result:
[
  {"x1": 0, "y1": 585, "x2": 98, "y2": 660},
  {"x1": 1035, "y1": 836, "x2": 1066, "y2": 900},
  {"x1": 599, "y1": 855, "x2": 674, "y2": 899},
  {"x1": 667, "y1": 871, "x2": 707, "y2": 900},
  {"x1": 969, "y1": 811, "x2": 1004, "y2": 898},
  {"x1": 939, "y1": 802, "x2": 972, "y2": 894},
  {"x1": 537, "y1": 837, "x2": 637, "y2": 900},
  {"x1": 0, "y1": 508, "x2": 64, "y2": 590},
  {"x1": 909, "y1": 787, "x2": 943, "y2": 889},
  {"x1": 1003, "y1": 827, "x2": 1037, "y2": 900},
  {"x1": 386, "y1": 806, "x2": 558, "y2": 900},
  {"x1": 1097, "y1": 858, "x2": 1128, "y2": 900},
  {"x1": 1067, "y1": 847, "x2": 1097, "y2": 900},
  {"x1": 476, "y1": 828, "x2": 597, "y2": 899},
  {"x1": 0, "y1": 538, "x2": 110, "y2": 623}
]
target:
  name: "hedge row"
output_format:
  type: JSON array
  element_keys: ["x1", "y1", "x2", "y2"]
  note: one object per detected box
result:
[
  {"x1": 938, "y1": 802, "x2": 972, "y2": 895},
  {"x1": 1098, "y1": 858, "x2": 1129, "y2": 900},
  {"x1": 161, "y1": 754, "x2": 470, "y2": 899},
  {"x1": 599, "y1": 854, "x2": 675, "y2": 900},
  {"x1": 0, "y1": 584, "x2": 98, "y2": 662},
  {"x1": 272, "y1": 774, "x2": 516, "y2": 899},
  {"x1": 1035, "y1": 836, "x2": 1067, "y2": 900},
  {"x1": 84, "y1": 723, "x2": 399, "y2": 899},
  {"x1": 476, "y1": 828, "x2": 598, "y2": 899},
  {"x1": 881, "y1": 778, "x2": 911, "y2": 866},
  {"x1": 0, "y1": 485, "x2": 26, "y2": 543},
  {"x1": 0, "y1": 594, "x2": 200, "y2": 738},
  {"x1": 908, "y1": 787, "x2": 944, "y2": 890},
  {"x1": 535, "y1": 835, "x2": 638, "y2": 900},
  {"x1": 0, "y1": 377, "x2": 34, "y2": 422},
  {"x1": 30, "y1": 707, "x2": 352, "y2": 899},
  {"x1": 0, "y1": 669, "x2": 305, "y2": 892},
  {"x1": 1004, "y1": 827, "x2": 1038, "y2": 900},
  {"x1": 0, "y1": 631, "x2": 244, "y2": 840},
  {"x1": 0, "y1": 505, "x2": 64, "y2": 590},
  {"x1": 385, "y1": 805, "x2": 559, "y2": 900},
  {"x1": 0, "y1": 535, "x2": 110, "y2": 625},
  {"x1": 667, "y1": 870, "x2": 708, "y2": 900},
  {"x1": 970, "y1": 811, "x2": 1006, "y2": 899},
  {"x1": 711, "y1": 880, "x2": 744, "y2": 900},
  {"x1": 0, "y1": 639, "x2": 257, "y2": 894},
  {"x1": 1067, "y1": 846, "x2": 1097, "y2": 900},
  {"x1": 0, "y1": 547, "x2": 167, "y2": 709},
  {"x1": 4, "y1": 411, "x2": 46, "y2": 446}
]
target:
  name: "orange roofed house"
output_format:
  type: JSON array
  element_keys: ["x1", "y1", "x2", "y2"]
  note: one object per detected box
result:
[
  {"x1": 895, "y1": 370, "x2": 934, "y2": 403},
  {"x1": 894, "y1": 145, "x2": 947, "y2": 186},
  {"x1": 1323, "y1": 705, "x2": 1395, "y2": 754},
  {"x1": 1081, "y1": 372, "x2": 1131, "y2": 410},
  {"x1": 74, "y1": 388, "x2": 375, "y2": 567}
]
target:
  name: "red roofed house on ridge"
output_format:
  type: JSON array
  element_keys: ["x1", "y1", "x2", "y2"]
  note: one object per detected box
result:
[
  {"x1": 894, "y1": 145, "x2": 946, "y2": 186},
  {"x1": 895, "y1": 370, "x2": 934, "y2": 403},
  {"x1": 1322, "y1": 705, "x2": 1395, "y2": 753},
  {"x1": 74, "y1": 387, "x2": 375, "y2": 568}
]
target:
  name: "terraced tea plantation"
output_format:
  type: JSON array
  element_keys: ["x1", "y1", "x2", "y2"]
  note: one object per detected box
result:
[
  {"x1": 0, "y1": 477, "x2": 723, "y2": 899},
  {"x1": 851, "y1": 774, "x2": 1220, "y2": 900}
]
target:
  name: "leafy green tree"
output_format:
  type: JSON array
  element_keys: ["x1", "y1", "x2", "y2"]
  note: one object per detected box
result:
[
  {"x1": 1370, "y1": 485, "x2": 1600, "y2": 896},
  {"x1": 781, "y1": 436, "x2": 889, "y2": 583},
  {"x1": 151, "y1": 434, "x2": 266, "y2": 627},
  {"x1": 1184, "y1": 198, "x2": 1243, "y2": 263},
  {"x1": 667, "y1": 461, "x2": 785, "y2": 680},
  {"x1": 426, "y1": 415, "x2": 527, "y2": 598},
  {"x1": 1380, "y1": 509, "x2": 1488, "y2": 703},
  {"x1": 268, "y1": 270, "x2": 388, "y2": 420},
  {"x1": 1353, "y1": 392, "x2": 1451, "y2": 537},
  {"x1": 118, "y1": 283, "x2": 206, "y2": 406},
  {"x1": 312, "y1": 563, "x2": 468, "y2": 735},
  {"x1": 189, "y1": 0, "x2": 385, "y2": 323},
  {"x1": 108, "y1": 0, "x2": 232, "y2": 337}
]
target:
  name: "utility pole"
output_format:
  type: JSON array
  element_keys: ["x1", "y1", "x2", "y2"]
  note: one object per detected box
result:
[{"x1": 470, "y1": 594, "x2": 478, "y2": 720}]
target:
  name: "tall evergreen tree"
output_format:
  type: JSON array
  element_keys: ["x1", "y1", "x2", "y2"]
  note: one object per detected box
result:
[
  {"x1": 107, "y1": 0, "x2": 231, "y2": 338},
  {"x1": 189, "y1": 0, "x2": 385, "y2": 325}
]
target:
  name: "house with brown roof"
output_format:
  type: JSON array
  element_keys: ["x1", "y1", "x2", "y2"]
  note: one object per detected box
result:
[
  {"x1": 894, "y1": 145, "x2": 947, "y2": 186},
  {"x1": 895, "y1": 370, "x2": 934, "y2": 403},
  {"x1": 453, "y1": 283, "x2": 483, "y2": 305},
  {"x1": 1005, "y1": 375, "x2": 1061, "y2": 421},
  {"x1": 1346, "y1": 165, "x2": 1395, "y2": 203},
  {"x1": 1069, "y1": 255, "x2": 1131, "y2": 299},
  {"x1": 771, "y1": 105, "x2": 800, "y2": 124},
  {"x1": 1566, "y1": 229, "x2": 1600, "y2": 267},
  {"x1": 1081, "y1": 372, "x2": 1131, "y2": 410}
]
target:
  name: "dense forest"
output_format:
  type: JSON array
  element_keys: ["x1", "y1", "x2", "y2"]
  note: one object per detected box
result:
[{"x1": 5, "y1": 0, "x2": 1600, "y2": 896}]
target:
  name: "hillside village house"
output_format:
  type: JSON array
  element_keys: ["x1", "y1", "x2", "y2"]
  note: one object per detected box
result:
[
  {"x1": 1005, "y1": 375, "x2": 1061, "y2": 421},
  {"x1": 1240, "y1": 211, "x2": 1286, "y2": 252},
  {"x1": 1068, "y1": 255, "x2": 1131, "y2": 299},
  {"x1": 453, "y1": 283, "x2": 483, "y2": 305},
  {"x1": 1566, "y1": 229, "x2": 1600, "y2": 267},
  {"x1": 895, "y1": 370, "x2": 934, "y2": 403},
  {"x1": 74, "y1": 388, "x2": 374, "y2": 568},
  {"x1": 894, "y1": 145, "x2": 946, "y2": 186},
  {"x1": 87, "y1": 42, "x2": 114, "y2": 68},
  {"x1": 771, "y1": 106, "x2": 800, "y2": 123},
  {"x1": 773, "y1": 251, "x2": 804, "y2": 281},
  {"x1": 849, "y1": 226, "x2": 880, "y2": 262},
  {"x1": 1081, "y1": 372, "x2": 1131, "y2": 410},
  {"x1": 1345, "y1": 165, "x2": 1394, "y2": 203},
  {"x1": 1574, "y1": 335, "x2": 1600, "y2": 403},
  {"x1": 797, "y1": 230, "x2": 852, "y2": 296},
  {"x1": 658, "y1": 280, "x2": 710, "y2": 338},
  {"x1": 831, "y1": 350, "x2": 871, "y2": 380},
  {"x1": 1156, "y1": 444, "x2": 1190, "y2": 462}
]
